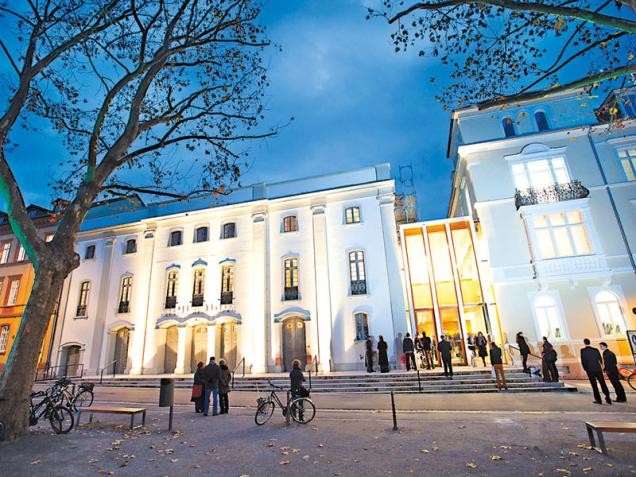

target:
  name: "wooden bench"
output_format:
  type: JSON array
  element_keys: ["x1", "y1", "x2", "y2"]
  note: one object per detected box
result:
[
  {"x1": 585, "y1": 421, "x2": 636, "y2": 454},
  {"x1": 77, "y1": 406, "x2": 146, "y2": 430}
]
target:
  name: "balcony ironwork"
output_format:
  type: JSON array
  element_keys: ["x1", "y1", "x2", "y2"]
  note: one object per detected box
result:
[
  {"x1": 514, "y1": 180, "x2": 589, "y2": 209},
  {"x1": 165, "y1": 296, "x2": 177, "y2": 309},
  {"x1": 284, "y1": 286, "x2": 299, "y2": 301},
  {"x1": 118, "y1": 301, "x2": 130, "y2": 313},
  {"x1": 192, "y1": 294, "x2": 204, "y2": 307},
  {"x1": 220, "y1": 291, "x2": 233, "y2": 305},
  {"x1": 351, "y1": 280, "x2": 367, "y2": 295},
  {"x1": 76, "y1": 305, "x2": 87, "y2": 317}
]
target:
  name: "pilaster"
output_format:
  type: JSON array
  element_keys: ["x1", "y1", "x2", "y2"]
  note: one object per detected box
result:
[
  {"x1": 250, "y1": 211, "x2": 268, "y2": 373},
  {"x1": 131, "y1": 226, "x2": 156, "y2": 375},
  {"x1": 174, "y1": 325, "x2": 188, "y2": 374},
  {"x1": 90, "y1": 235, "x2": 116, "y2": 372},
  {"x1": 311, "y1": 203, "x2": 333, "y2": 372}
]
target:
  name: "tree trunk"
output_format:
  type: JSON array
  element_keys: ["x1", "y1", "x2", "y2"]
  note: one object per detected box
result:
[{"x1": 0, "y1": 267, "x2": 65, "y2": 441}]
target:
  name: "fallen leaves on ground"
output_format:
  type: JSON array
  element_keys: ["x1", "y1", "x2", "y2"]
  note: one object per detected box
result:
[
  {"x1": 465, "y1": 462, "x2": 477, "y2": 469},
  {"x1": 490, "y1": 455, "x2": 504, "y2": 461},
  {"x1": 30, "y1": 459, "x2": 42, "y2": 465}
]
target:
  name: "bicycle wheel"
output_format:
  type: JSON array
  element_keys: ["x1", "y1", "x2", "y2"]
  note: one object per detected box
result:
[
  {"x1": 289, "y1": 398, "x2": 316, "y2": 424},
  {"x1": 49, "y1": 406, "x2": 74, "y2": 434},
  {"x1": 628, "y1": 374, "x2": 636, "y2": 391},
  {"x1": 254, "y1": 401, "x2": 275, "y2": 425},
  {"x1": 75, "y1": 390, "x2": 94, "y2": 408}
]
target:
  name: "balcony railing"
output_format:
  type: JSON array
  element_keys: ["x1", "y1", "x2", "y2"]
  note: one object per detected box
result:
[
  {"x1": 351, "y1": 280, "x2": 367, "y2": 295},
  {"x1": 220, "y1": 291, "x2": 233, "y2": 305},
  {"x1": 165, "y1": 296, "x2": 177, "y2": 309},
  {"x1": 76, "y1": 305, "x2": 87, "y2": 317},
  {"x1": 515, "y1": 180, "x2": 589, "y2": 209},
  {"x1": 192, "y1": 294, "x2": 204, "y2": 307},
  {"x1": 118, "y1": 301, "x2": 130, "y2": 314},
  {"x1": 284, "y1": 286, "x2": 299, "y2": 301}
]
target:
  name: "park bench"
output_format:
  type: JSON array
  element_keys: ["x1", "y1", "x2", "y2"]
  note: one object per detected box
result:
[
  {"x1": 585, "y1": 421, "x2": 636, "y2": 454},
  {"x1": 77, "y1": 406, "x2": 146, "y2": 430}
]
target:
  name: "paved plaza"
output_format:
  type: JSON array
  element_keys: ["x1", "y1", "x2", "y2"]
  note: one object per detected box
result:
[{"x1": 1, "y1": 385, "x2": 635, "y2": 476}]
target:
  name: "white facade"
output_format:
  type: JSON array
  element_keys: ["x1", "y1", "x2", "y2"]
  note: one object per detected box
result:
[
  {"x1": 51, "y1": 164, "x2": 406, "y2": 375},
  {"x1": 447, "y1": 88, "x2": 636, "y2": 375}
]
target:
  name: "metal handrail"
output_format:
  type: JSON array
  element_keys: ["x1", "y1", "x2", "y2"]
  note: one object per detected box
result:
[
  {"x1": 313, "y1": 355, "x2": 319, "y2": 374},
  {"x1": 231, "y1": 357, "x2": 246, "y2": 389},
  {"x1": 99, "y1": 360, "x2": 117, "y2": 384},
  {"x1": 508, "y1": 345, "x2": 543, "y2": 361}
]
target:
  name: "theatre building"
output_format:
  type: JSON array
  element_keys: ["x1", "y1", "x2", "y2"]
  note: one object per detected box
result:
[{"x1": 50, "y1": 165, "x2": 406, "y2": 375}]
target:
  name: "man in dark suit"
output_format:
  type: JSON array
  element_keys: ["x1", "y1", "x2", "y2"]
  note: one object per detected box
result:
[
  {"x1": 438, "y1": 335, "x2": 453, "y2": 379},
  {"x1": 600, "y1": 342, "x2": 627, "y2": 403},
  {"x1": 580, "y1": 338, "x2": 611, "y2": 405},
  {"x1": 365, "y1": 336, "x2": 374, "y2": 373},
  {"x1": 403, "y1": 333, "x2": 417, "y2": 371}
]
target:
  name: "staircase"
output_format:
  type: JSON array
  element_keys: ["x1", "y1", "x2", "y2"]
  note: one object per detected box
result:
[{"x1": 91, "y1": 368, "x2": 574, "y2": 394}]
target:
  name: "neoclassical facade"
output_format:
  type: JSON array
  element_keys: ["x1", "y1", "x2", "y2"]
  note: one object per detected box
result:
[{"x1": 51, "y1": 164, "x2": 406, "y2": 375}]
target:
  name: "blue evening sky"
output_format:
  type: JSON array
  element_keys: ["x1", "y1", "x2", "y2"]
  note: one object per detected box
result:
[{"x1": 1, "y1": 1, "x2": 453, "y2": 220}]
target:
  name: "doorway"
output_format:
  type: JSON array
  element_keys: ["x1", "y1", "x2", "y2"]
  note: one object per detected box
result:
[
  {"x1": 164, "y1": 326, "x2": 178, "y2": 373},
  {"x1": 64, "y1": 345, "x2": 81, "y2": 377},
  {"x1": 282, "y1": 317, "x2": 306, "y2": 372},
  {"x1": 191, "y1": 325, "x2": 207, "y2": 372},
  {"x1": 218, "y1": 322, "x2": 238, "y2": 370},
  {"x1": 113, "y1": 328, "x2": 130, "y2": 374}
]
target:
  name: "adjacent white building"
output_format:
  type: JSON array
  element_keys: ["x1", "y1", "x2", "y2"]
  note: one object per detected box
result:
[
  {"x1": 51, "y1": 165, "x2": 406, "y2": 375},
  {"x1": 446, "y1": 88, "x2": 636, "y2": 375}
]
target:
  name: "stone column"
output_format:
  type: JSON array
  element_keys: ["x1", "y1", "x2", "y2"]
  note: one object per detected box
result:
[
  {"x1": 174, "y1": 325, "x2": 188, "y2": 374},
  {"x1": 310, "y1": 203, "x2": 333, "y2": 372},
  {"x1": 207, "y1": 324, "x2": 216, "y2": 361},
  {"x1": 250, "y1": 211, "x2": 268, "y2": 373},
  {"x1": 90, "y1": 236, "x2": 116, "y2": 373}
]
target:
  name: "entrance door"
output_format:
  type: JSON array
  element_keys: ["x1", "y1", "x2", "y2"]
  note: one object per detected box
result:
[
  {"x1": 113, "y1": 328, "x2": 130, "y2": 374},
  {"x1": 65, "y1": 345, "x2": 81, "y2": 377},
  {"x1": 164, "y1": 326, "x2": 178, "y2": 373},
  {"x1": 191, "y1": 325, "x2": 207, "y2": 372},
  {"x1": 282, "y1": 317, "x2": 306, "y2": 372},
  {"x1": 218, "y1": 322, "x2": 238, "y2": 370}
]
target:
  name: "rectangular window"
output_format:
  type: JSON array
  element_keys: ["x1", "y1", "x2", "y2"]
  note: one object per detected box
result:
[
  {"x1": 169, "y1": 230, "x2": 182, "y2": 246},
  {"x1": 222, "y1": 223, "x2": 236, "y2": 239},
  {"x1": 118, "y1": 276, "x2": 132, "y2": 313},
  {"x1": 532, "y1": 210, "x2": 591, "y2": 259},
  {"x1": 284, "y1": 258, "x2": 299, "y2": 300},
  {"x1": 282, "y1": 216, "x2": 297, "y2": 233},
  {"x1": 125, "y1": 239, "x2": 137, "y2": 254},
  {"x1": 512, "y1": 157, "x2": 570, "y2": 191},
  {"x1": 192, "y1": 269, "x2": 205, "y2": 306},
  {"x1": 17, "y1": 245, "x2": 26, "y2": 262},
  {"x1": 355, "y1": 313, "x2": 369, "y2": 341},
  {"x1": 1, "y1": 242, "x2": 11, "y2": 264},
  {"x1": 85, "y1": 245, "x2": 95, "y2": 259},
  {"x1": 618, "y1": 147, "x2": 636, "y2": 181},
  {"x1": 77, "y1": 281, "x2": 90, "y2": 316},
  {"x1": 349, "y1": 251, "x2": 367, "y2": 295},
  {"x1": 165, "y1": 270, "x2": 178, "y2": 309},
  {"x1": 0, "y1": 325, "x2": 9, "y2": 353},
  {"x1": 195, "y1": 227, "x2": 208, "y2": 243},
  {"x1": 6, "y1": 279, "x2": 20, "y2": 306},
  {"x1": 345, "y1": 207, "x2": 361, "y2": 224},
  {"x1": 220, "y1": 264, "x2": 234, "y2": 304}
]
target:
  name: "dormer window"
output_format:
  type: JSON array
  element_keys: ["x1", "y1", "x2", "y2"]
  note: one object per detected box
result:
[
  {"x1": 221, "y1": 222, "x2": 236, "y2": 239},
  {"x1": 282, "y1": 215, "x2": 297, "y2": 233},
  {"x1": 169, "y1": 230, "x2": 183, "y2": 247},
  {"x1": 125, "y1": 239, "x2": 137, "y2": 254},
  {"x1": 345, "y1": 207, "x2": 361, "y2": 224},
  {"x1": 535, "y1": 111, "x2": 549, "y2": 131},
  {"x1": 502, "y1": 117, "x2": 516, "y2": 137},
  {"x1": 195, "y1": 226, "x2": 209, "y2": 243}
]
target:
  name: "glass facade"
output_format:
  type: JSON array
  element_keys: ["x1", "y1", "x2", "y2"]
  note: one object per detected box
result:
[{"x1": 403, "y1": 219, "x2": 496, "y2": 365}]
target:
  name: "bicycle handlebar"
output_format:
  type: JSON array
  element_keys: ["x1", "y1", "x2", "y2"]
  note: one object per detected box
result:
[{"x1": 267, "y1": 379, "x2": 285, "y2": 390}]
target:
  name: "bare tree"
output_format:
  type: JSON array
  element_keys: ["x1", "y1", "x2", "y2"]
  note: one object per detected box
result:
[
  {"x1": 370, "y1": 0, "x2": 636, "y2": 109},
  {"x1": 0, "y1": 0, "x2": 274, "y2": 440}
]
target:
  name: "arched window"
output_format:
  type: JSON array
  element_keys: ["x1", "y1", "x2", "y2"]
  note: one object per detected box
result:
[
  {"x1": 502, "y1": 117, "x2": 516, "y2": 137},
  {"x1": 125, "y1": 238, "x2": 137, "y2": 254},
  {"x1": 220, "y1": 263, "x2": 234, "y2": 304},
  {"x1": 535, "y1": 111, "x2": 549, "y2": 131},
  {"x1": 221, "y1": 222, "x2": 236, "y2": 239},
  {"x1": 118, "y1": 276, "x2": 132, "y2": 313},
  {"x1": 76, "y1": 281, "x2": 90, "y2": 317},
  {"x1": 345, "y1": 206, "x2": 361, "y2": 224},
  {"x1": 195, "y1": 226, "x2": 208, "y2": 243},
  {"x1": 165, "y1": 270, "x2": 178, "y2": 309},
  {"x1": 349, "y1": 251, "x2": 367, "y2": 295},
  {"x1": 192, "y1": 268, "x2": 205, "y2": 306},
  {"x1": 169, "y1": 230, "x2": 182, "y2": 247},
  {"x1": 534, "y1": 295, "x2": 563, "y2": 340},
  {"x1": 283, "y1": 257, "x2": 299, "y2": 300},
  {"x1": 595, "y1": 291, "x2": 626, "y2": 337},
  {"x1": 282, "y1": 215, "x2": 298, "y2": 233},
  {"x1": 355, "y1": 312, "x2": 369, "y2": 341}
]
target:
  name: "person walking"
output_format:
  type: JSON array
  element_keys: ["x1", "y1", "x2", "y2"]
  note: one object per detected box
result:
[
  {"x1": 476, "y1": 332, "x2": 488, "y2": 367},
  {"x1": 489, "y1": 342, "x2": 508, "y2": 390},
  {"x1": 541, "y1": 337, "x2": 559, "y2": 382},
  {"x1": 394, "y1": 332, "x2": 404, "y2": 370},
  {"x1": 600, "y1": 342, "x2": 626, "y2": 403},
  {"x1": 192, "y1": 361, "x2": 205, "y2": 413},
  {"x1": 366, "y1": 336, "x2": 374, "y2": 373},
  {"x1": 438, "y1": 335, "x2": 453, "y2": 379},
  {"x1": 218, "y1": 359, "x2": 232, "y2": 414},
  {"x1": 466, "y1": 333, "x2": 477, "y2": 367},
  {"x1": 403, "y1": 333, "x2": 417, "y2": 371},
  {"x1": 580, "y1": 338, "x2": 612, "y2": 405},
  {"x1": 378, "y1": 335, "x2": 390, "y2": 373},
  {"x1": 516, "y1": 331, "x2": 531, "y2": 373},
  {"x1": 421, "y1": 332, "x2": 433, "y2": 369},
  {"x1": 202, "y1": 356, "x2": 220, "y2": 416}
]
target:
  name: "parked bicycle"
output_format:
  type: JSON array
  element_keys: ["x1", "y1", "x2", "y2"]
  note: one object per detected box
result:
[
  {"x1": 30, "y1": 386, "x2": 74, "y2": 434},
  {"x1": 254, "y1": 380, "x2": 315, "y2": 425},
  {"x1": 618, "y1": 366, "x2": 636, "y2": 391},
  {"x1": 53, "y1": 378, "x2": 95, "y2": 411}
]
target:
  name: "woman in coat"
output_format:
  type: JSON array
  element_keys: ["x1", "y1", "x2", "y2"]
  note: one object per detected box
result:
[
  {"x1": 378, "y1": 335, "x2": 390, "y2": 373},
  {"x1": 516, "y1": 331, "x2": 531, "y2": 373},
  {"x1": 192, "y1": 361, "x2": 205, "y2": 413},
  {"x1": 218, "y1": 359, "x2": 232, "y2": 414},
  {"x1": 476, "y1": 332, "x2": 488, "y2": 367}
]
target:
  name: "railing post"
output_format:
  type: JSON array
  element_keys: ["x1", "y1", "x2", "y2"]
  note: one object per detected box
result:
[
  {"x1": 417, "y1": 369, "x2": 422, "y2": 393},
  {"x1": 390, "y1": 391, "x2": 398, "y2": 431},
  {"x1": 242, "y1": 358, "x2": 245, "y2": 378},
  {"x1": 308, "y1": 370, "x2": 312, "y2": 390}
]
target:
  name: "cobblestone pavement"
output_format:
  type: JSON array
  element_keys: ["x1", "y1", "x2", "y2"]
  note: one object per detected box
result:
[{"x1": 1, "y1": 389, "x2": 635, "y2": 476}]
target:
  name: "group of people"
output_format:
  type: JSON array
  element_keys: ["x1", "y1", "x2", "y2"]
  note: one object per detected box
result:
[
  {"x1": 514, "y1": 332, "x2": 559, "y2": 382},
  {"x1": 192, "y1": 357, "x2": 232, "y2": 415},
  {"x1": 581, "y1": 339, "x2": 627, "y2": 404}
]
